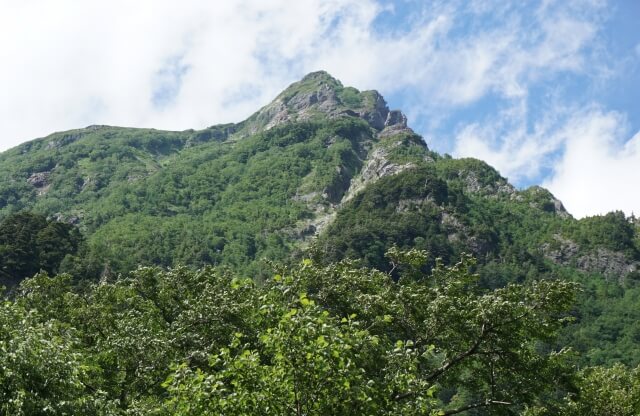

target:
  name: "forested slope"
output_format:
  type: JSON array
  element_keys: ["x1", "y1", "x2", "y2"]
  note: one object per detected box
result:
[{"x1": 1, "y1": 72, "x2": 639, "y2": 414}]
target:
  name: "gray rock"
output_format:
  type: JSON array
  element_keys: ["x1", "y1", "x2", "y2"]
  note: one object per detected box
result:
[
  {"x1": 467, "y1": 236, "x2": 492, "y2": 255},
  {"x1": 542, "y1": 234, "x2": 638, "y2": 281},
  {"x1": 577, "y1": 249, "x2": 638, "y2": 280},
  {"x1": 85, "y1": 125, "x2": 108, "y2": 131},
  {"x1": 293, "y1": 192, "x2": 321, "y2": 203},
  {"x1": 341, "y1": 147, "x2": 415, "y2": 203},
  {"x1": 357, "y1": 91, "x2": 389, "y2": 130},
  {"x1": 27, "y1": 171, "x2": 51, "y2": 188},
  {"x1": 378, "y1": 110, "x2": 415, "y2": 138},
  {"x1": 45, "y1": 132, "x2": 86, "y2": 149},
  {"x1": 553, "y1": 198, "x2": 571, "y2": 218},
  {"x1": 523, "y1": 186, "x2": 571, "y2": 218},
  {"x1": 459, "y1": 170, "x2": 516, "y2": 198},
  {"x1": 246, "y1": 73, "x2": 398, "y2": 134},
  {"x1": 441, "y1": 211, "x2": 464, "y2": 229},
  {"x1": 385, "y1": 110, "x2": 407, "y2": 127},
  {"x1": 359, "y1": 148, "x2": 409, "y2": 182},
  {"x1": 542, "y1": 235, "x2": 579, "y2": 264},
  {"x1": 51, "y1": 212, "x2": 82, "y2": 225},
  {"x1": 395, "y1": 197, "x2": 434, "y2": 213},
  {"x1": 462, "y1": 171, "x2": 482, "y2": 193},
  {"x1": 287, "y1": 83, "x2": 339, "y2": 113},
  {"x1": 81, "y1": 176, "x2": 97, "y2": 191}
]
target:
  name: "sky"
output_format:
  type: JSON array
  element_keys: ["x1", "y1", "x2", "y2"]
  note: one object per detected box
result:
[{"x1": 0, "y1": 0, "x2": 639, "y2": 218}]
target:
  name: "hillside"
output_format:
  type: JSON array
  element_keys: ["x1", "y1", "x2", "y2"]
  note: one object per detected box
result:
[{"x1": 1, "y1": 71, "x2": 639, "y2": 369}]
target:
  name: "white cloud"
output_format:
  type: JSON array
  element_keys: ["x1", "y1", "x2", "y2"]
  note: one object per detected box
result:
[
  {"x1": 453, "y1": 104, "x2": 640, "y2": 218},
  {"x1": 452, "y1": 99, "x2": 568, "y2": 181},
  {"x1": 543, "y1": 113, "x2": 640, "y2": 218}
]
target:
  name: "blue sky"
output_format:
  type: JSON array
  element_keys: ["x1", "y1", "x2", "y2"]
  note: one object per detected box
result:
[{"x1": 0, "y1": 0, "x2": 638, "y2": 218}]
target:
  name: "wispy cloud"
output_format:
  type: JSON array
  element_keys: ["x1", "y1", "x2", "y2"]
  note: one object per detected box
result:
[
  {"x1": 152, "y1": 56, "x2": 191, "y2": 110},
  {"x1": 452, "y1": 99, "x2": 570, "y2": 183}
]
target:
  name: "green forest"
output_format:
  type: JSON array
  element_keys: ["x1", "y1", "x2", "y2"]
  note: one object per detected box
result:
[{"x1": 1, "y1": 72, "x2": 639, "y2": 414}]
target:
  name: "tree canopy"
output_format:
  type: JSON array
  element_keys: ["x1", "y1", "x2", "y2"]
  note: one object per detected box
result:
[
  {"x1": 1, "y1": 249, "x2": 607, "y2": 415},
  {"x1": 0, "y1": 211, "x2": 82, "y2": 288}
]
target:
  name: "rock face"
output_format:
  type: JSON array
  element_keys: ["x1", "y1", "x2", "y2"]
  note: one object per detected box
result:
[
  {"x1": 295, "y1": 131, "x2": 434, "y2": 241},
  {"x1": 357, "y1": 91, "x2": 388, "y2": 130},
  {"x1": 27, "y1": 171, "x2": 51, "y2": 188},
  {"x1": 385, "y1": 110, "x2": 407, "y2": 127},
  {"x1": 458, "y1": 170, "x2": 516, "y2": 198},
  {"x1": 275, "y1": 73, "x2": 432, "y2": 241},
  {"x1": 379, "y1": 110, "x2": 413, "y2": 138},
  {"x1": 247, "y1": 71, "x2": 399, "y2": 134},
  {"x1": 341, "y1": 146, "x2": 416, "y2": 204},
  {"x1": 543, "y1": 235, "x2": 580, "y2": 264},
  {"x1": 44, "y1": 126, "x2": 109, "y2": 150},
  {"x1": 51, "y1": 212, "x2": 82, "y2": 225},
  {"x1": 577, "y1": 248, "x2": 638, "y2": 279},
  {"x1": 361, "y1": 147, "x2": 411, "y2": 180},
  {"x1": 523, "y1": 186, "x2": 571, "y2": 218},
  {"x1": 287, "y1": 81, "x2": 340, "y2": 113},
  {"x1": 542, "y1": 234, "x2": 638, "y2": 281},
  {"x1": 27, "y1": 171, "x2": 52, "y2": 196},
  {"x1": 187, "y1": 124, "x2": 237, "y2": 146}
]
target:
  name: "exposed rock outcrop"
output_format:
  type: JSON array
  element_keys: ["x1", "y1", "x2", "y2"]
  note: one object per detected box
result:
[
  {"x1": 50, "y1": 211, "x2": 83, "y2": 225},
  {"x1": 542, "y1": 234, "x2": 638, "y2": 281},
  {"x1": 379, "y1": 110, "x2": 414, "y2": 138},
  {"x1": 542, "y1": 235, "x2": 579, "y2": 264},
  {"x1": 522, "y1": 186, "x2": 571, "y2": 218},
  {"x1": 341, "y1": 146, "x2": 416, "y2": 204},
  {"x1": 187, "y1": 124, "x2": 237, "y2": 146},
  {"x1": 460, "y1": 170, "x2": 516, "y2": 198},
  {"x1": 356, "y1": 91, "x2": 388, "y2": 130},
  {"x1": 27, "y1": 171, "x2": 54, "y2": 196},
  {"x1": 246, "y1": 71, "x2": 396, "y2": 134},
  {"x1": 27, "y1": 171, "x2": 51, "y2": 188},
  {"x1": 395, "y1": 197, "x2": 434, "y2": 213},
  {"x1": 45, "y1": 126, "x2": 109, "y2": 150},
  {"x1": 577, "y1": 248, "x2": 638, "y2": 279}
]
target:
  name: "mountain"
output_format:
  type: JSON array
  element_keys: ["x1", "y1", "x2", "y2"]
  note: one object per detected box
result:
[{"x1": 1, "y1": 71, "x2": 639, "y2": 366}]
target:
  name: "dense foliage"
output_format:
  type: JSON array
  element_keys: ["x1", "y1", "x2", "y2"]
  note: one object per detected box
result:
[
  {"x1": 2, "y1": 250, "x2": 605, "y2": 415},
  {"x1": 0, "y1": 212, "x2": 82, "y2": 287}
]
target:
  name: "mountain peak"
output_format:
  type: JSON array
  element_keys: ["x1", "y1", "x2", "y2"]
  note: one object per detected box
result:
[
  {"x1": 298, "y1": 70, "x2": 342, "y2": 86},
  {"x1": 245, "y1": 71, "x2": 411, "y2": 135}
]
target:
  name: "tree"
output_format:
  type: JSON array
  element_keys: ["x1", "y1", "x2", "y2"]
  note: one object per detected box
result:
[
  {"x1": 164, "y1": 250, "x2": 579, "y2": 415},
  {"x1": 525, "y1": 364, "x2": 640, "y2": 416},
  {"x1": 0, "y1": 211, "x2": 82, "y2": 287},
  {"x1": 3, "y1": 249, "x2": 581, "y2": 415},
  {"x1": 0, "y1": 297, "x2": 103, "y2": 415}
]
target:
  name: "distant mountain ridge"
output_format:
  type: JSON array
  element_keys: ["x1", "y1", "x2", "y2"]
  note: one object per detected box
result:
[{"x1": 1, "y1": 72, "x2": 639, "y2": 365}]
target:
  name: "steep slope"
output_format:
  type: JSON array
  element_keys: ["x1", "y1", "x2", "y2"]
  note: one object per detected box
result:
[{"x1": 1, "y1": 72, "x2": 639, "y2": 366}]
